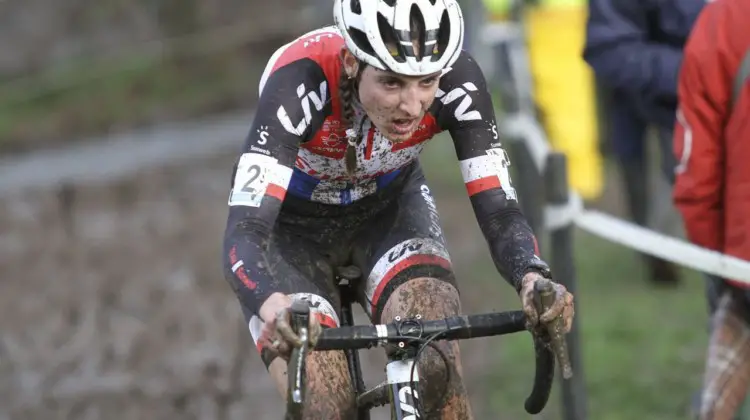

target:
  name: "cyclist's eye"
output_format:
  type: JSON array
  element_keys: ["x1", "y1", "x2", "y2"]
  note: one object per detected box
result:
[
  {"x1": 420, "y1": 77, "x2": 438, "y2": 86},
  {"x1": 381, "y1": 79, "x2": 400, "y2": 89}
]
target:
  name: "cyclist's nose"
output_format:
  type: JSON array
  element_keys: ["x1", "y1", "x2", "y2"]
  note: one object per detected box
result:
[{"x1": 398, "y1": 87, "x2": 423, "y2": 118}]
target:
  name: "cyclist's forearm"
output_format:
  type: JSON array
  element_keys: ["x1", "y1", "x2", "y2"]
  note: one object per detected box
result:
[
  {"x1": 470, "y1": 192, "x2": 545, "y2": 290},
  {"x1": 223, "y1": 216, "x2": 278, "y2": 315}
]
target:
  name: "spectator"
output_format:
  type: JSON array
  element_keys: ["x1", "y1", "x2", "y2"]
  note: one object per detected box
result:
[
  {"x1": 582, "y1": 0, "x2": 705, "y2": 286},
  {"x1": 673, "y1": 0, "x2": 750, "y2": 418}
]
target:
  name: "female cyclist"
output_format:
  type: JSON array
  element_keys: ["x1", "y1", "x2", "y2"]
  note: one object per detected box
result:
[{"x1": 222, "y1": 0, "x2": 575, "y2": 418}]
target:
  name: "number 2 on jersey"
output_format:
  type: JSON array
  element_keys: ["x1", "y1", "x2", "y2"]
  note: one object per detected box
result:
[
  {"x1": 242, "y1": 165, "x2": 262, "y2": 193},
  {"x1": 228, "y1": 153, "x2": 277, "y2": 207}
]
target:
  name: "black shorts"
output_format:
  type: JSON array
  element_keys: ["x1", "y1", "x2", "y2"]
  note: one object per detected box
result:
[{"x1": 240, "y1": 163, "x2": 457, "y2": 363}]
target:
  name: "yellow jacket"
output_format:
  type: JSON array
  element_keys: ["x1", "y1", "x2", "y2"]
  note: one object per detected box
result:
[{"x1": 483, "y1": 0, "x2": 603, "y2": 200}]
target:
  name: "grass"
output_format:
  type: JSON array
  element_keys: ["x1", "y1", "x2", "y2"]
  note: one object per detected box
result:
[
  {"x1": 419, "y1": 133, "x2": 709, "y2": 419},
  {"x1": 486, "y1": 231, "x2": 706, "y2": 420},
  {"x1": 0, "y1": 49, "x2": 260, "y2": 153}
]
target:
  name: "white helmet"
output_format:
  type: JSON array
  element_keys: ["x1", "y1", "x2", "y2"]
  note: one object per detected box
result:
[{"x1": 333, "y1": 0, "x2": 465, "y2": 77}]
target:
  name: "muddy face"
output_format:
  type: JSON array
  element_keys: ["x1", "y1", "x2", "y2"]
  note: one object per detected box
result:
[
  {"x1": 340, "y1": 47, "x2": 441, "y2": 144},
  {"x1": 356, "y1": 66, "x2": 440, "y2": 143}
]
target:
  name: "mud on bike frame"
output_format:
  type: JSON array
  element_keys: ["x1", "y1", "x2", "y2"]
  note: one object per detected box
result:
[{"x1": 284, "y1": 266, "x2": 573, "y2": 420}]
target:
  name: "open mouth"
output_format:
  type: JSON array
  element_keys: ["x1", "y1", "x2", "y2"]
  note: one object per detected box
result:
[{"x1": 391, "y1": 118, "x2": 417, "y2": 135}]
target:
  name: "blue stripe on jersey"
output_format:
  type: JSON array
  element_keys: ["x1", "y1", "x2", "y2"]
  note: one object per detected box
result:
[
  {"x1": 340, "y1": 187, "x2": 352, "y2": 205},
  {"x1": 375, "y1": 169, "x2": 402, "y2": 189},
  {"x1": 287, "y1": 168, "x2": 320, "y2": 200}
]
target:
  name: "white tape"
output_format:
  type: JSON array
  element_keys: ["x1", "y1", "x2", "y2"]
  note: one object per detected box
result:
[
  {"x1": 375, "y1": 324, "x2": 388, "y2": 339},
  {"x1": 501, "y1": 113, "x2": 550, "y2": 172},
  {"x1": 542, "y1": 187, "x2": 750, "y2": 283},
  {"x1": 544, "y1": 189, "x2": 584, "y2": 231},
  {"x1": 573, "y1": 210, "x2": 750, "y2": 284}
]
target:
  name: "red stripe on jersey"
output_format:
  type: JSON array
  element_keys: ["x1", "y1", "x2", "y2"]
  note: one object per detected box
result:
[
  {"x1": 465, "y1": 176, "x2": 501, "y2": 196},
  {"x1": 315, "y1": 312, "x2": 338, "y2": 329},
  {"x1": 365, "y1": 127, "x2": 375, "y2": 160},
  {"x1": 370, "y1": 254, "x2": 452, "y2": 316},
  {"x1": 265, "y1": 184, "x2": 287, "y2": 201}
]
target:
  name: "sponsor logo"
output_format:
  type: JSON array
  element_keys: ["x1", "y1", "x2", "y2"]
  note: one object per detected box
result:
[
  {"x1": 250, "y1": 145, "x2": 270, "y2": 155},
  {"x1": 436, "y1": 82, "x2": 482, "y2": 122},
  {"x1": 302, "y1": 31, "x2": 336, "y2": 48},
  {"x1": 419, "y1": 185, "x2": 444, "y2": 240},
  {"x1": 387, "y1": 241, "x2": 425, "y2": 263},
  {"x1": 256, "y1": 125, "x2": 269, "y2": 145},
  {"x1": 365, "y1": 238, "x2": 451, "y2": 314},
  {"x1": 321, "y1": 132, "x2": 340, "y2": 147},
  {"x1": 277, "y1": 81, "x2": 328, "y2": 135}
]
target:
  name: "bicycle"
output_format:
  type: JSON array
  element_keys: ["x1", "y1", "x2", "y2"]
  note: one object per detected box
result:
[{"x1": 284, "y1": 265, "x2": 573, "y2": 420}]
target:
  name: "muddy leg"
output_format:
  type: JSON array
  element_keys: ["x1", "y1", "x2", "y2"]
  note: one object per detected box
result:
[
  {"x1": 267, "y1": 349, "x2": 356, "y2": 419},
  {"x1": 380, "y1": 277, "x2": 473, "y2": 420}
]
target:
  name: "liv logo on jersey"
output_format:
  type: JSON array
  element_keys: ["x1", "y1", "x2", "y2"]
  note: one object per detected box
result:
[
  {"x1": 277, "y1": 81, "x2": 328, "y2": 135},
  {"x1": 436, "y1": 82, "x2": 482, "y2": 122}
]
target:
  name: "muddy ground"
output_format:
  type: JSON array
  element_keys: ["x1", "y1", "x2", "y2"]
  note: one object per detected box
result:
[{"x1": 0, "y1": 149, "x2": 513, "y2": 420}]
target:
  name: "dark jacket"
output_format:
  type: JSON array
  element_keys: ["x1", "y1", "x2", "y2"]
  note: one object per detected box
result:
[{"x1": 583, "y1": 0, "x2": 705, "y2": 160}]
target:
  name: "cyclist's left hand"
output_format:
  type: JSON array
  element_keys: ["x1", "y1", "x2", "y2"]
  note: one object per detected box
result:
[{"x1": 519, "y1": 271, "x2": 575, "y2": 333}]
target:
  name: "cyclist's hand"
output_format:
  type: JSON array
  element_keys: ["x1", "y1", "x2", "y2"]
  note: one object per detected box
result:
[
  {"x1": 519, "y1": 272, "x2": 575, "y2": 333},
  {"x1": 257, "y1": 293, "x2": 322, "y2": 361}
]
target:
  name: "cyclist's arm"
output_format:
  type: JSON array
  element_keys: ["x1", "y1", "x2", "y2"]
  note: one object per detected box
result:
[
  {"x1": 436, "y1": 51, "x2": 549, "y2": 292},
  {"x1": 223, "y1": 58, "x2": 331, "y2": 315}
]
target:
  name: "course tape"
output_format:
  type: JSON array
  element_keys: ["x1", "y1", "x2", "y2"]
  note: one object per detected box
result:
[{"x1": 504, "y1": 111, "x2": 750, "y2": 284}]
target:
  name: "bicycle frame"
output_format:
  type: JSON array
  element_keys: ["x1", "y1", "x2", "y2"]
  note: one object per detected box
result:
[
  {"x1": 342, "y1": 276, "x2": 421, "y2": 420},
  {"x1": 338, "y1": 275, "x2": 371, "y2": 420},
  {"x1": 385, "y1": 357, "x2": 420, "y2": 420}
]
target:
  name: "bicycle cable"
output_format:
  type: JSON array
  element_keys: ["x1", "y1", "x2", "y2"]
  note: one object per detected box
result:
[{"x1": 402, "y1": 332, "x2": 452, "y2": 418}]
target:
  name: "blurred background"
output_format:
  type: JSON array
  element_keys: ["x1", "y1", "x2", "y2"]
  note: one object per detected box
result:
[{"x1": 0, "y1": 0, "x2": 712, "y2": 419}]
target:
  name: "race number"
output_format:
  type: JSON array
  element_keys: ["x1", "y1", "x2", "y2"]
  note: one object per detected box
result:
[
  {"x1": 486, "y1": 148, "x2": 517, "y2": 201},
  {"x1": 228, "y1": 153, "x2": 277, "y2": 207}
]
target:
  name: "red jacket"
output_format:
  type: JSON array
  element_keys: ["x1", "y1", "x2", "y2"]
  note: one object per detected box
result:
[{"x1": 673, "y1": 0, "x2": 750, "y2": 287}]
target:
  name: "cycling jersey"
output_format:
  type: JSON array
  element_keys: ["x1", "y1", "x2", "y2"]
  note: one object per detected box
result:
[{"x1": 223, "y1": 26, "x2": 548, "y2": 316}]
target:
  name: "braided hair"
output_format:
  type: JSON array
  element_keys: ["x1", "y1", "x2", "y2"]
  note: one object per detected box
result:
[{"x1": 338, "y1": 65, "x2": 362, "y2": 177}]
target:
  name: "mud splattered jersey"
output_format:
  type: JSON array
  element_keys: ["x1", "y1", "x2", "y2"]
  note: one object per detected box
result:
[
  {"x1": 223, "y1": 26, "x2": 549, "y2": 315},
  {"x1": 241, "y1": 26, "x2": 515, "y2": 205}
]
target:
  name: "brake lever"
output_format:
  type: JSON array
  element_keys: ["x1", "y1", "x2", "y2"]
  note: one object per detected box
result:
[
  {"x1": 535, "y1": 278, "x2": 573, "y2": 379},
  {"x1": 291, "y1": 326, "x2": 309, "y2": 403},
  {"x1": 287, "y1": 301, "x2": 311, "y2": 409}
]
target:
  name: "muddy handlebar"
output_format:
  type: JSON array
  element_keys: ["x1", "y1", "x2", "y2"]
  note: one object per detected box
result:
[{"x1": 286, "y1": 278, "x2": 572, "y2": 416}]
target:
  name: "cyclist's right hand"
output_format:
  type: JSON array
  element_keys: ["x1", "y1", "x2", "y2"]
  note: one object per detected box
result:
[{"x1": 258, "y1": 293, "x2": 322, "y2": 361}]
